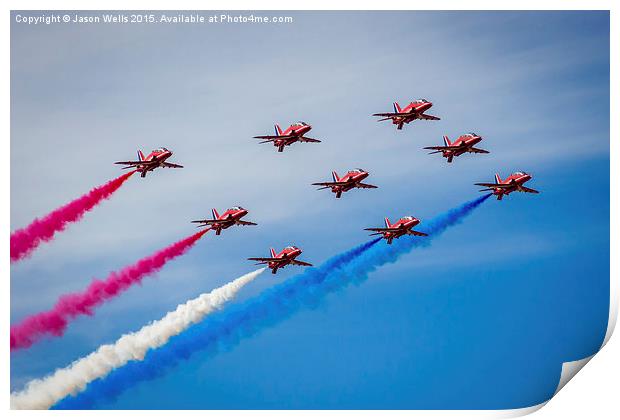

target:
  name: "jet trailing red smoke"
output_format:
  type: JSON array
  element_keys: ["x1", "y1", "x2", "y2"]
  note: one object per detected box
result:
[
  {"x1": 10, "y1": 171, "x2": 136, "y2": 262},
  {"x1": 10, "y1": 229, "x2": 209, "y2": 351}
]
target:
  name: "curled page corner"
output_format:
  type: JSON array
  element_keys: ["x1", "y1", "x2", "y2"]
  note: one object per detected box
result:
[
  {"x1": 494, "y1": 402, "x2": 547, "y2": 418},
  {"x1": 602, "y1": 299, "x2": 617, "y2": 348},
  {"x1": 550, "y1": 273, "x2": 618, "y2": 397},
  {"x1": 491, "y1": 354, "x2": 598, "y2": 418},
  {"x1": 494, "y1": 282, "x2": 617, "y2": 418},
  {"x1": 553, "y1": 355, "x2": 595, "y2": 396}
]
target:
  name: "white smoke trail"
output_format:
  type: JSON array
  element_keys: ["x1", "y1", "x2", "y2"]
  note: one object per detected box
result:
[{"x1": 11, "y1": 268, "x2": 265, "y2": 410}]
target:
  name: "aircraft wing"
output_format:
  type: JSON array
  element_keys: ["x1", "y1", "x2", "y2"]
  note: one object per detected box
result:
[
  {"x1": 161, "y1": 162, "x2": 184, "y2": 168},
  {"x1": 254, "y1": 135, "x2": 294, "y2": 140},
  {"x1": 356, "y1": 183, "x2": 378, "y2": 189},
  {"x1": 289, "y1": 259, "x2": 313, "y2": 267},
  {"x1": 423, "y1": 145, "x2": 457, "y2": 152},
  {"x1": 364, "y1": 227, "x2": 400, "y2": 233},
  {"x1": 475, "y1": 182, "x2": 511, "y2": 189},
  {"x1": 424, "y1": 146, "x2": 451, "y2": 151},
  {"x1": 190, "y1": 219, "x2": 218, "y2": 225},
  {"x1": 312, "y1": 181, "x2": 346, "y2": 188},
  {"x1": 255, "y1": 135, "x2": 297, "y2": 144},
  {"x1": 372, "y1": 112, "x2": 409, "y2": 118},
  {"x1": 407, "y1": 230, "x2": 428, "y2": 237},
  {"x1": 189, "y1": 221, "x2": 212, "y2": 229},
  {"x1": 236, "y1": 220, "x2": 258, "y2": 226},
  {"x1": 298, "y1": 136, "x2": 321, "y2": 143},
  {"x1": 114, "y1": 160, "x2": 141, "y2": 166},
  {"x1": 248, "y1": 257, "x2": 287, "y2": 263},
  {"x1": 467, "y1": 148, "x2": 490, "y2": 154},
  {"x1": 253, "y1": 135, "x2": 281, "y2": 140},
  {"x1": 418, "y1": 113, "x2": 440, "y2": 120},
  {"x1": 519, "y1": 186, "x2": 540, "y2": 194}
]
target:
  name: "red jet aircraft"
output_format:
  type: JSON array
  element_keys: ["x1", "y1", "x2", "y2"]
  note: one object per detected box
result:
[
  {"x1": 373, "y1": 99, "x2": 440, "y2": 130},
  {"x1": 253, "y1": 121, "x2": 321, "y2": 152},
  {"x1": 475, "y1": 171, "x2": 540, "y2": 200},
  {"x1": 312, "y1": 169, "x2": 378, "y2": 198},
  {"x1": 190, "y1": 206, "x2": 257, "y2": 235},
  {"x1": 248, "y1": 246, "x2": 312, "y2": 274},
  {"x1": 115, "y1": 147, "x2": 183, "y2": 178},
  {"x1": 424, "y1": 133, "x2": 489, "y2": 163},
  {"x1": 364, "y1": 216, "x2": 428, "y2": 244}
]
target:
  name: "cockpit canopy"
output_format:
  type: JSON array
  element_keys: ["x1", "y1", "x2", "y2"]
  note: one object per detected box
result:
[
  {"x1": 513, "y1": 171, "x2": 527, "y2": 176},
  {"x1": 353, "y1": 168, "x2": 366, "y2": 173},
  {"x1": 284, "y1": 246, "x2": 298, "y2": 251},
  {"x1": 229, "y1": 206, "x2": 244, "y2": 211},
  {"x1": 294, "y1": 121, "x2": 308, "y2": 126},
  {"x1": 467, "y1": 132, "x2": 479, "y2": 137},
  {"x1": 403, "y1": 216, "x2": 416, "y2": 221},
  {"x1": 415, "y1": 98, "x2": 429, "y2": 103},
  {"x1": 153, "y1": 147, "x2": 169, "y2": 153}
]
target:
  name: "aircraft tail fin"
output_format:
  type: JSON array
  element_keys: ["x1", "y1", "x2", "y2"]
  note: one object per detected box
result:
[
  {"x1": 274, "y1": 124, "x2": 282, "y2": 136},
  {"x1": 137, "y1": 150, "x2": 145, "y2": 161},
  {"x1": 332, "y1": 171, "x2": 339, "y2": 182},
  {"x1": 393, "y1": 102, "x2": 402, "y2": 113},
  {"x1": 384, "y1": 217, "x2": 391, "y2": 228},
  {"x1": 211, "y1": 208, "x2": 220, "y2": 220},
  {"x1": 270, "y1": 248, "x2": 277, "y2": 258},
  {"x1": 443, "y1": 135, "x2": 451, "y2": 147},
  {"x1": 495, "y1": 173, "x2": 502, "y2": 184}
]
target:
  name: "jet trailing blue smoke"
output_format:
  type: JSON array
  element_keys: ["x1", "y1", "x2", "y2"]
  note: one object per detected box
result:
[
  {"x1": 345, "y1": 193, "x2": 492, "y2": 282},
  {"x1": 54, "y1": 194, "x2": 491, "y2": 409}
]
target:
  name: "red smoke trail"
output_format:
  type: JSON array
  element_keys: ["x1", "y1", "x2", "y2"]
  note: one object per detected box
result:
[
  {"x1": 10, "y1": 171, "x2": 136, "y2": 262},
  {"x1": 10, "y1": 229, "x2": 209, "y2": 351}
]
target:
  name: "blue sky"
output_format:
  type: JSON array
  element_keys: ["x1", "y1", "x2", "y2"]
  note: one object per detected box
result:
[{"x1": 10, "y1": 11, "x2": 609, "y2": 409}]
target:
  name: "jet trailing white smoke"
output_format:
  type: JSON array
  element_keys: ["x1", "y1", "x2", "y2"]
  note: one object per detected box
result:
[{"x1": 11, "y1": 268, "x2": 265, "y2": 410}]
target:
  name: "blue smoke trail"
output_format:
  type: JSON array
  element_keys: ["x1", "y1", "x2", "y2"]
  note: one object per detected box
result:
[{"x1": 54, "y1": 194, "x2": 490, "y2": 409}]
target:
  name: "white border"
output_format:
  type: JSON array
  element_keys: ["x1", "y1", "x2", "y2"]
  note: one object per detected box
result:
[{"x1": 3, "y1": 0, "x2": 616, "y2": 418}]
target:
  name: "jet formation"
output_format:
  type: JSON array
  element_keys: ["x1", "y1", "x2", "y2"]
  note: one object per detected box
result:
[{"x1": 114, "y1": 97, "x2": 539, "y2": 272}]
